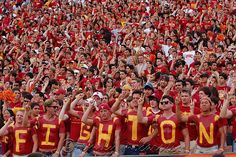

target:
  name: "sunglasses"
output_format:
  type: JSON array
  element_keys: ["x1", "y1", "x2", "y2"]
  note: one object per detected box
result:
[
  {"x1": 50, "y1": 106, "x2": 59, "y2": 109},
  {"x1": 160, "y1": 101, "x2": 169, "y2": 105},
  {"x1": 24, "y1": 100, "x2": 30, "y2": 103}
]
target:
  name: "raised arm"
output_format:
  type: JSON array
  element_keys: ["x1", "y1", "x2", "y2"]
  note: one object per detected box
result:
[
  {"x1": 0, "y1": 118, "x2": 12, "y2": 136},
  {"x1": 220, "y1": 96, "x2": 233, "y2": 119},
  {"x1": 59, "y1": 98, "x2": 70, "y2": 120},
  {"x1": 81, "y1": 104, "x2": 94, "y2": 126},
  {"x1": 111, "y1": 94, "x2": 125, "y2": 116},
  {"x1": 176, "y1": 96, "x2": 189, "y2": 122},
  {"x1": 137, "y1": 95, "x2": 148, "y2": 124}
]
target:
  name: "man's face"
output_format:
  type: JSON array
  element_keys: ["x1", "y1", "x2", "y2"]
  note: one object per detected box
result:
[
  {"x1": 144, "y1": 88, "x2": 153, "y2": 97},
  {"x1": 219, "y1": 76, "x2": 226, "y2": 84},
  {"x1": 175, "y1": 82, "x2": 183, "y2": 91},
  {"x1": 160, "y1": 79, "x2": 168, "y2": 88},
  {"x1": 131, "y1": 93, "x2": 141, "y2": 108},
  {"x1": 181, "y1": 92, "x2": 191, "y2": 105},
  {"x1": 120, "y1": 72, "x2": 126, "y2": 80},
  {"x1": 32, "y1": 106, "x2": 40, "y2": 116},
  {"x1": 150, "y1": 99, "x2": 158, "y2": 108},
  {"x1": 159, "y1": 98, "x2": 172, "y2": 110},
  {"x1": 100, "y1": 109, "x2": 110, "y2": 120},
  {"x1": 200, "y1": 99, "x2": 211, "y2": 112},
  {"x1": 47, "y1": 102, "x2": 59, "y2": 115},
  {"x1": 15, "y1": 111, "x2": 24, "y2": 124},
  {"x1": 93, "y1": 95, "x2": 102, "y2": 105}
]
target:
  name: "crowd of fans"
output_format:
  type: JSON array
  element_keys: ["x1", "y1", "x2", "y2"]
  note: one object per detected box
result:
[{"x1": 1, "y1": 0, "x2": 236, "y2": 156}]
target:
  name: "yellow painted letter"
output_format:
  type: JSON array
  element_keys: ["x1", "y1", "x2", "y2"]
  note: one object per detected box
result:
[
  {"x1": 15, "y1": 130, "x2": 27, "y2": 152},
  {"x1": 160, "y1": 120, "x2": 176, "y2": 144},
  {"x1": 41, "y1": 124, "x2": 56, "y2": 146},
  {"x1": 199, "y1": 122, "x2": 213, "y2": 144},
  {"x1": 97, "y1": 124, "x2": 112, "y2": 147}
]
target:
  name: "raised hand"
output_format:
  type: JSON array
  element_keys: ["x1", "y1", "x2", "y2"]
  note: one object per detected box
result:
[{"x1": 138, "y1": 94, "x2": 145, "y2": 106}]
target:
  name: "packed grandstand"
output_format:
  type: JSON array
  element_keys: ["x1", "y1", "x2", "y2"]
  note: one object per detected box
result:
[{"x1": 0, "y1": 0, "x2": 236, "y2": 156}]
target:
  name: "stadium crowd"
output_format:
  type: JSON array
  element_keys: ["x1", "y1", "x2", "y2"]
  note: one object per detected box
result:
[{"x1": 0, "y1": 0, "x2": 236, "y2": 156}]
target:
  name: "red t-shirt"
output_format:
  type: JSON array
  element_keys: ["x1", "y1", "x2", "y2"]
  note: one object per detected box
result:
[
  {"x1": 69, "y1": 110, "x2": 82, "y2": 142},
  {"x1": 93, "y1": 116, "x2": 121, "y2": 153},
  {"x1": 8, "y1": 126, "x2": 36, "y2": 155},
  {"x1": 188, "y1": 114, "x2": 224, "y2": 147},
  {"x1": 173, "y1": 104, "x2": 201, "y2": 140},
  {"x1": 148, "y1": 114, "x2": 186, "y2": 148},
  {"x1": 121, "y1": 109, "x2": 149, "y2": 145},
  {"x1": 37, "y1": 116, "x2": 65, "y2": 150}
]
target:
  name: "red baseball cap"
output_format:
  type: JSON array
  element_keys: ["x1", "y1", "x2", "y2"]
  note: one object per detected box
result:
[
  {"x1": 54, "y1": 89, "x2": 66, "y2": 95},
  {"x1": 99, "y1": 103, "x2": 111, "y2": 112}
]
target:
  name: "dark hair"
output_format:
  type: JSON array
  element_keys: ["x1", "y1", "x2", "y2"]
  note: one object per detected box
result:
[
  {"x1": 26, "y1": 72, "x2": 34, "y2": 79},
  {"x1": 30, "y1": 102, "x2": 40, "y2": 109},
  {"x1": 132, "y1": 90, "x2": 143, "y2": 96},
  {"x1": 23, "y1": 92, "x2": 33, "y2": 100},
  {"x1": 185, "y1": 78, "x2": 195, "y2": 86},
  {"x1": 4, "y1": 109, "x2": 15, "y2": 121},
  {"x1": 148, "y1": 96, "x2": 159, "y2": 103},
  {"x1": 210, "y1": 96, "x2": 220, "y2": 105},
  {"x1": 181, "y1": 88, "x2": 191, "y2": 96},
  {"x1": 219, "y1": 72, "x2": 228, "y2": 80},
  {"x1": 162, "y1": 95, "x2": 174, "y2": 103},
  {"x1": 199, "y1": 86, "x2": 211, "y2": 97},
  {"x1": 176, "y1": 79, "x2": 186, "y2": 86}
]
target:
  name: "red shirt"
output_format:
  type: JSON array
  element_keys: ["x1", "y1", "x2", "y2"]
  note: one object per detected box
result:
[
  {"x1": 173, "y1": 104, "x2": 200, "y2": 140},
  {"x1": 37, "y1": 116, "x2": 65, "y2": 150},
  {"x1": 148, "y1": 114, "x2": 186, "y2": 148},
  {"x1": 8, "y1": 126, "x2": 36, "y2": 155},
  {"x1": 188, "y1": 114, "x2": 224, "y2": 147},
  {"x1": 121, "y1": 109, "x2": 149, "y2": 145},
  {"x1": 69, "y1": 110, "x2": 83, "y2": 141},
  {"x1": 93, "y1": 116, "x2": 121, "y2": 153}
]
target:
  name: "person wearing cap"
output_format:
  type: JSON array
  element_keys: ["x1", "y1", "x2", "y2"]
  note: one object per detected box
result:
[
  {"x1": 138, "y1": 95, "x2": 190, "y2": 155},
  {"x1": 0, "y1": 110, "x2": 38, "y2": 157},
  {"x1": 24, "y1": 99, "x2": 65, "y2": 157},
  {"x1": 92, "y1": 91, "x2": 103, "y2": 107},
  {"x1": 177, "y1": 96, "x2": 225, "y2": 154},
  {"x1": 143, "y1": 82, "x2": 155, "y2": 108},
  {"x1": 80, "y1": 103, "x2": 121, "y2": 157},
  {"x1": 53, "y1": 88, "x2": 66, "y2": 100},
  {"x1": 111, "y1": 90, "x2": 149, "y2": 155}
]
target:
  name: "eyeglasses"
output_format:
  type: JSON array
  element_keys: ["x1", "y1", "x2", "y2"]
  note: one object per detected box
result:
[
  {"x1": 24, "y1": 99, "x2": 30, "y2": 103},
  {"x1": 160, "y1": 101, "x2": 169, "y2": 105},
  {"x1": 50, "y1": 106, "x2": 59, "y2": 109}
]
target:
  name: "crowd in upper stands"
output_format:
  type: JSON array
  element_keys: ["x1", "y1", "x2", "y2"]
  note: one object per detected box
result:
[{"x1": 1, "y1": 0, "x2": 236, "y2": 156}]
